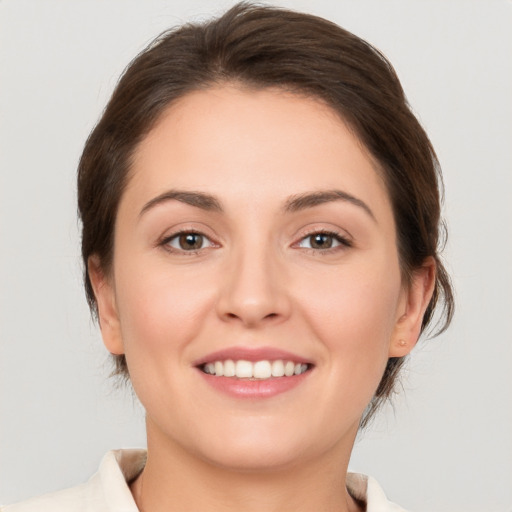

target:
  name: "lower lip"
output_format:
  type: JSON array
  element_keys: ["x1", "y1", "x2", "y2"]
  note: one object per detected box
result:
[{"x1": 197, "y1": 370, "x2": 311, "y2": 399}]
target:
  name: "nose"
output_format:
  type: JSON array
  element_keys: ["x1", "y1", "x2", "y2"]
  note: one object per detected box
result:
[{"x1": 216, "y1": 244, "x2": 291, "y2": 328}]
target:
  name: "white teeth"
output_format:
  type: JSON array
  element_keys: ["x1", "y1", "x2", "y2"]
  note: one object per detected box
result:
[
  {"x1": 271, "y1": 360, "x2": 285, "y2": 377},
  {"x1": 202, "y1": 359, "x2": 309, "y2": 379},
  {"x1": 214, "y1": 361, "x2": 224, "y2": 377},
  {"x1": 204, "y1": 363, "x2": 215, "y2": 374},
  {"x1": 223, "y1": 359, "x2": 235, "y2": 377},
  {"x1": 253, "y1": 360, "x2": 272, "y2": 379},
  {"x1": 235, "y1": 360, "x2": 253, "y2": 378},
  {"x1": 293, "y1": 363, "x2": 307, "y2": 375},
  {"x1": 284, "y1": 360, "x2": 295, "y2": 376}
]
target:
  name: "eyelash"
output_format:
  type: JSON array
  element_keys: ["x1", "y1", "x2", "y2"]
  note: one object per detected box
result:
[
  {"x1": 159, "y1": 229, "x2": 352, "y2": 255},
  {"x1": 159, "y1": 230, "x2": 216, "y2": 255},
  {"x1": 295, "y1": 230, "x2": 352, "y2": 254}
]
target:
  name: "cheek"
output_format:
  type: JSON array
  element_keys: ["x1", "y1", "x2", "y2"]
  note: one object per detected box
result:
[
  {"x1": 296, "y1": 258, "x2": 402, "y2": 385},
  {"x1": 113, "y1": 261, "x2": 216, "y2": 367},
  {"x1": 315, "y1": 276, "x2": 399, "y2": 343}
]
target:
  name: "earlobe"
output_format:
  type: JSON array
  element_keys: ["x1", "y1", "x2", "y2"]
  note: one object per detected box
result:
[
  {"x1": 88, "y1": 256, "x2": 125, "y2": 355},
  {"x1": 389, "y1": 257, "x2": 436, "y2": 358}
]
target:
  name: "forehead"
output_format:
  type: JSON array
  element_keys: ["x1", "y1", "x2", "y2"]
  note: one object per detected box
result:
[{"x1": 124, "y1": 85, "x2": 392, "y2": 220}]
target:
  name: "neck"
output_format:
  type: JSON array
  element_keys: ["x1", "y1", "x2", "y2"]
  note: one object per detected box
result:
[{"x1": 130, "y1": 419, "x2": 362, "y2": 512}]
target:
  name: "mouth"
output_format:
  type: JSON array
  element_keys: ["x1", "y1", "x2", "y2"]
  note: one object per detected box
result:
[
  {"x1": 199, "y1": 359, "x2": 312, "y2": 380},
  {"x1": 195, "y1": 348, "x2": 314, "y2": 399}
]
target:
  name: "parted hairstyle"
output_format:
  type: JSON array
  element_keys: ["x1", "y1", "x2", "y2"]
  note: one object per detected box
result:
[{"x1": 78, "y1": 2, "x2": 454, "y2": 427}]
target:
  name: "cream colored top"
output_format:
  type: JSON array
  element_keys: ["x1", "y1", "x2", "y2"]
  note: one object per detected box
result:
[{"x1": 2, "y1": 450, "x2": 407, "y2": 512}]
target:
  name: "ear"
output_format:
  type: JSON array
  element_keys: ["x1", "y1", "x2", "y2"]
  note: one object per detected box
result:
[
  {"x1": 88, "y1": 255, "x2": 125, "y2": 355},
  {"x1": 389, "y1": 257, "x2": 436, "y2": 357}
]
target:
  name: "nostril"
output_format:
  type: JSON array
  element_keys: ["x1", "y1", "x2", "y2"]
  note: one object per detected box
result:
[{"x1": 221, "y1": 310, "x2": 282, "y2": 326}]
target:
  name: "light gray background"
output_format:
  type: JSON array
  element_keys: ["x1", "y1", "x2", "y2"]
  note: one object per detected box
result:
[{"x1": 1, "y1": 1, "x2": 511, "y2": 510}]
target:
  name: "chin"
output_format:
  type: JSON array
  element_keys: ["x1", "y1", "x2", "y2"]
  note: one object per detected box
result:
[
  {"x1": 198, "y1": 440, "x2": 307, "y2": 473},
  {"x1": 183, "y1": 419, "x2": 337, "y2": 473}
]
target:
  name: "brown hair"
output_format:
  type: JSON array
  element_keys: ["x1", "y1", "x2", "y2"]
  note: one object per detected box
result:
[{"x1": 78, "y1": 2, "x2": 453, "y2": 426}]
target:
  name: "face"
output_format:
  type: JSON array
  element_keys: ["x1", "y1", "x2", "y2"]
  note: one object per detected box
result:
[{"x1": 91, "y1": 86, "x2": 432, "y2": 471}]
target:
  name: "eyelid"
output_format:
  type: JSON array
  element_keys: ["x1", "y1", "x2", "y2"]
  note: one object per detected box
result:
[
  {"x1": 292, "y1": 226, "x2": 353, "y2": 251},
  {"x1": 167, "y1": 231, "x2": 212, "y2": 248},
  {"x1": 294, "y1": 224, "x2": 353, "y2": 241},
  {"x1": 157, "y1": 225, "x2": 221, "y2": 254}
]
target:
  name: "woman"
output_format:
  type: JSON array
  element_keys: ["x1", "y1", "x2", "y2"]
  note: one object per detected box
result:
[{"x1": 4, "y1": 3, "x2": 453, "y2": 511}]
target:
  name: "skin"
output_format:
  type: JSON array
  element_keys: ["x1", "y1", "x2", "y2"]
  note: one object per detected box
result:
[{"x1": 89, "y1": 85, "x2": 435, "y2": 512}]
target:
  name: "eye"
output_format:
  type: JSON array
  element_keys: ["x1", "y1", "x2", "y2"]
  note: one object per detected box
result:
[
  {"x1": 163, "y1": 231, "x2": 213, "y2": 252},
  {"x1": 297, "y1": 231, "x2": 350, "y2": 250}
]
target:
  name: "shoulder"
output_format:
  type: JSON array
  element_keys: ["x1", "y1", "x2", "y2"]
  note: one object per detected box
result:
[
  {"x1": 347, "y1": 472, "x2": 408, "y2": 512},
  {"x1": 2, "y1": 450, "x2": 146, "y2": 512}
]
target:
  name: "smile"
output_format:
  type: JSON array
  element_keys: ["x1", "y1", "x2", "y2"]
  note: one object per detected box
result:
[
  {"x1": 195, "y1": 347, "x2": 314, "y2": 398},
  {"x1": 201, "y1": 359, "x2": 310, "y2": 379}
]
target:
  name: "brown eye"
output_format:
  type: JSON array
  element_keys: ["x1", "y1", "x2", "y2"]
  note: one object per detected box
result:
[
  {"x1": 309, "y1": 233, "x2": 334, "y2": 249},
  {"x1": 165, "y1": 232, "x2": 211, "y2": 251},
  {"x1": 178, "y1": 233, "x2": 204, "y2": 250},
  {"x1": 297, "y1": 232, "x2": 350, "y2": 251}
]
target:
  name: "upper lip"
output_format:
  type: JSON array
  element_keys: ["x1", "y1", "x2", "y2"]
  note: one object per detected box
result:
[{"x1": 193, "y1": 346, "x2": 313, "y2": 366}]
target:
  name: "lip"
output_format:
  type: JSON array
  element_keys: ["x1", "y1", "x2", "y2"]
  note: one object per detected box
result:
[
  {"x1": 193, "y1": 346, "x2": 314, "y2": 399},
  {"x1": 197, "y1": 370, "x2": 311, "y2": 399},
  {"x1": 193, "y1": 346, "x2": 312, "y2": 366}
]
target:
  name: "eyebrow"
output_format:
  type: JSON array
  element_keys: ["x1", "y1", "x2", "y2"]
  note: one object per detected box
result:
[
  {"x1": 283, "y1": 190, "x2": 376, "y2": 221},
  {"x1": 139, "y1": 188, "x2": 375, "y2": 221},
  {"x1": 139, "y1": 190, "x2": 223, "y2": 217}
]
